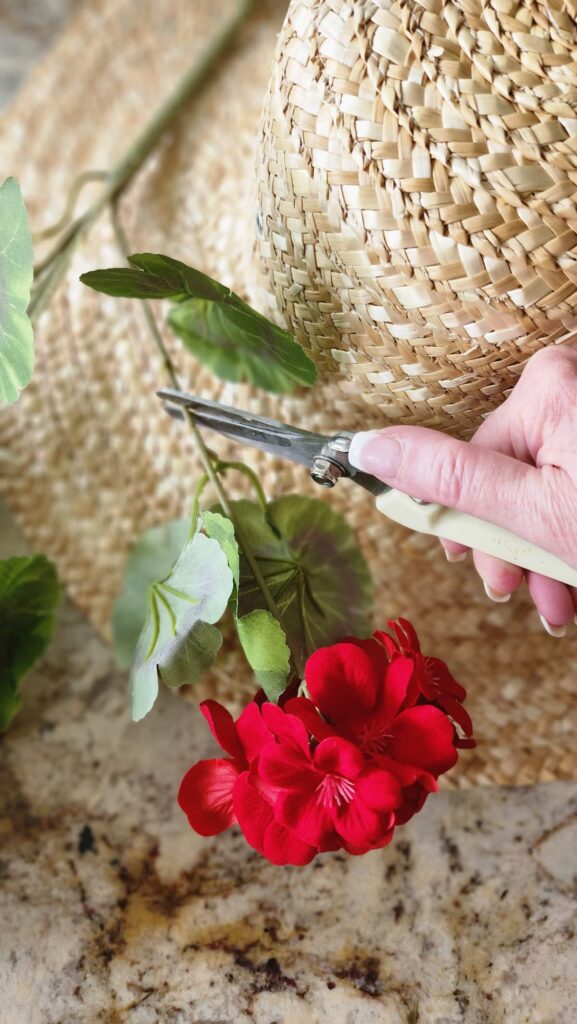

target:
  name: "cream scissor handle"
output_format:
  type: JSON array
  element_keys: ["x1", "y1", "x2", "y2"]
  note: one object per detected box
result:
[{"x1": 376, "y1": 489, "x2": 577, "y2": 588}]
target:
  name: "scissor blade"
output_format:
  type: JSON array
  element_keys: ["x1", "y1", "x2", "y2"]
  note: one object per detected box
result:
[{"x1": 157, "y1": 388, "x2": 331, "y2": 468}]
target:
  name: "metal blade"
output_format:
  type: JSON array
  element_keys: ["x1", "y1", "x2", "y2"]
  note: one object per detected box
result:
[{"x1": 157, "y1": 388, "x2": 331, "y2": 468}]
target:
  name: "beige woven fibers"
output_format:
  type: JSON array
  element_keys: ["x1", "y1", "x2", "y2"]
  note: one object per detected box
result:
[
  {"x1": 0, "y1": 0, "x2": 576, "y2": 788},
  {"x1": 258, "y1": 0, "x2": 577, "y2": 438}
]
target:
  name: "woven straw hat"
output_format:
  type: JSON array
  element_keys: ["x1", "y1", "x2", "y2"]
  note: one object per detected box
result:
[
  {"x1": 0, "y1": 0, "x2": 576, "y2": 789},
  {"x1": 258, "y1": 0, "x2": 577, "y2": 438}
]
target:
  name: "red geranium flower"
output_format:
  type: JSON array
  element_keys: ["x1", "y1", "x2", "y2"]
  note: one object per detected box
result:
[
  {"x1": 178, "y1": 621, "x2": 474, "y2": 865},
  {"x1": 288, "y1": 641, "x2": 458, "y2": 777},
  {"x1": 178, "y1": 699, "x2": 315, "y2": 865},
  {"x1": 258, "y1": 733, "x2": 401, "y2": 855}
]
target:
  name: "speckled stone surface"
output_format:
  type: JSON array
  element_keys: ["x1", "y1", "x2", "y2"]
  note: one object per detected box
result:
[{"x1": 1, "y1": 502, "x2": 577, "y2": 1024}]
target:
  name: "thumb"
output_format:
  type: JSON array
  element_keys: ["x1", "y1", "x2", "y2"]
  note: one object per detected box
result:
[{"x1": 349, "y1": 426, "x2": 546, "y2": 542}]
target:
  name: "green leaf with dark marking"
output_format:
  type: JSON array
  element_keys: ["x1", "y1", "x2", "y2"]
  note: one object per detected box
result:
[
  {"x1": 226, "y1": 496, "x2": 374, "y2": 671},
  {"x1": 80, "y1": 253, "x2": 230, "y2": 303},
  {"x1": 80, "y1": 252, "x2": 316, "y2": 394}
]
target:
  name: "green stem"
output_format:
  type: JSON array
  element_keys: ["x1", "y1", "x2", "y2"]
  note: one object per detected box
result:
[
  {"x1": 216, "y1": 460, "x2": 268, "y2": 510},
  {"x1": 109, "y1": 204, "x2": 302, "y2": 675},
  {"x1": 28, "y1": 0, "x2": 256, "y2": 323}
]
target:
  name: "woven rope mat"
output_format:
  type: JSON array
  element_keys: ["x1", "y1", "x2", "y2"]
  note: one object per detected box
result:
[{"x1": 0, "y1": 0, "x2": 575, "y2": 788}]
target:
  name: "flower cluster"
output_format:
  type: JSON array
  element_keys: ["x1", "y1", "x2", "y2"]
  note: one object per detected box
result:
[{"x1": 178, "y1": 620, "x2": 475, "y2": 865}]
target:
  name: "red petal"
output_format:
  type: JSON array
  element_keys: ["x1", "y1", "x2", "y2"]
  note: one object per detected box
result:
[
  {"x1": 200, "y1": 700, "x2": 244, "y2": 760},
  {"x1": 232, "y1": 771, "x2": 274, "y2": 853},
  {"x1": 425, "y1": 657, "x2": 467, "y2": 701},
  {"x1": 434, "y1": 691, "x2": 474, "y2": 737},
  {"x1": 395, "y1": 781, "x2": 431, "y2": 825},
  {"x1": 380, "y1": 656, "x2": 416, "y2": 722},
  {"x1": 261, "y1": 702, "x2": 311, "y2": 752},
  {"x1": 343, "y1": 635, "x2": 392, "y2": 678},
  {"x1": 258, "y1": 741, "x2": 317, "y2": 792},
  {"x1": 275, "y1": 789, "x2": 336, "y2": 847},
  {"x1": 335, "y1": 800, "x2": 395, "y2": 849},
  {"x1": 389, "y1": 617, "x2": 421, "y2": 653},
  {"x1": 355, "y1": 768, "x2": 401, "y2": 813},
  {"x1": 236, "y1": 701, "x2": 273, "y2": 763},
  {"x1": 455, "y1": 736, "x2": 477, "y2": 749},
  {"x1": 305, "y1": 643, "x2": 379, "y2": 721},
  {"x1": 372, "y1": 630, "x2": 399, "y2": 660},
  {"x1": 178, "y1": 759, "x2": 241, "y2": 836},
  {"x1": 375, "y1": 755, "x2": 438, "y2": 793},
  {"x1": 313, "y1": 736, "x2": 366, "y2": 779},
  {"x1": 343, "y1": 827, "x2": 395, "y2": 856},
  {"x1": 262, "y1": 820, "x2": 317, "y2": 866},
  {"x1": 284, "y1": 696, "x2": 337, "y2": 741},
  {"x1": 388, "y1": 706, "x2": 458, "y2": 775}
]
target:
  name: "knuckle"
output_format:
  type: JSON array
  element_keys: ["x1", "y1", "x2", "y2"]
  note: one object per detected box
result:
[
  {"x1": 432, "y1": 442, "x2": 472, "y2": 508},
  {"x1": 523, "y1": 345, "x2": 577, "y2": 383},
  {"x1": 539, "y1": 468, "x2": 577, "y2": 564}
]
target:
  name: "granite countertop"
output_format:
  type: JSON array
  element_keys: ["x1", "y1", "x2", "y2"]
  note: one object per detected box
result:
[{"x1": 1, "y1": 7, "x2": 576, "y2": 1023}]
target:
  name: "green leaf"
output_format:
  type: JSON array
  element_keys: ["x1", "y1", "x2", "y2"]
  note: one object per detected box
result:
[
  {"x1": 159, "y1": 620, "x2": 223, "y2": 688},
  {"x1": 0, "y1": 555, "x2": 60, "y2": 731},
  {"x1": 201, "y1": 511, "x2": 239, "y2": 588},
  {"x1": 80, "y1": 253, "x2": 230, "y2": 303},
  {"x1": 202, "y1": 509, "x2": 291, "y2": 701},
  {"x1": 112, "y1": 518, "x2": 190, "y2": 670},
  {"x1": 170, "y1": 297, "x2": 316, "y2": 394},
  {"x1": 229, "y1": 496, "x2": 374, "y2": 671},
  {"x1": 80, "y1": 251, "x2": 317, "y2": 394},
  {"x1": 236, "y1": 610, "x2": 291, "y2": 703},
  {"x1": 0, "y1": 178, "x2": 34, "y2": 405},
  {"x1": 129, "y1": 532, "x2": 233, "y2": 721}
]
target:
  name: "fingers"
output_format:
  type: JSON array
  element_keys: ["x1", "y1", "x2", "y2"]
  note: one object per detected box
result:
[
  {"x1": 349, "y1": 425, "x2": 546, "y2": 547},
  {"x1": 441, "y1": 538, "x2": 469, "y2": 562},
  {"x1": 472, "y1": 551, "x2": 524, "y2": 601},
  {"x1": 526, "y1": 572, "x2": 576, "y2": 636}
]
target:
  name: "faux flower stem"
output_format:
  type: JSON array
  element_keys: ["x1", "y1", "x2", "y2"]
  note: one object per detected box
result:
[
  {"x1": 28, "y1": 0, "x2": 256, "y2": 323},
  {"x1": 109, "y1": 205, "x2": 301, "y2": 676}
]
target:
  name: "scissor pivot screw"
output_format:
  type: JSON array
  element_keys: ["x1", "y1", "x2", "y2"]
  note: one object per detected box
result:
[{"x1": 311, "y1": 457, "x2": 346, "y2": 488}]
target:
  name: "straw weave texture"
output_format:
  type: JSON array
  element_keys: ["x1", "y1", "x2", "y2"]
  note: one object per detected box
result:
[
  {"x1": 0, "y1": 0, "x2": 575, "y2": 788},
  {"x1": 258, "y1": 0, "x2": 577, "y2": 437}
]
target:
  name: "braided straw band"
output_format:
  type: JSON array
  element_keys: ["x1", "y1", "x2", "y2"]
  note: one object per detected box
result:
[{"x1": 257, "y1": 0, "x2": 577, "y2": 438}]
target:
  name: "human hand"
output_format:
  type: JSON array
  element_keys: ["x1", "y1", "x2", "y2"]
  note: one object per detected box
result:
[{"x1": 349, "y1": 346, "x2": 577, "y2": 637}]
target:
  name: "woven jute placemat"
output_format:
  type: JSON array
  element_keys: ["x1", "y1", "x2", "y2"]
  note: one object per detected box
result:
[{"x1": 0, "y1": 0, "x2": 575, "y2": 788}]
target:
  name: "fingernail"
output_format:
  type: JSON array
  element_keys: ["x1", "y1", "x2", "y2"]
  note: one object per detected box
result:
[
  {"x1": 349, "y1": 431, "x2": 402, "y2": 478},
  {"x1": 445, "y1": 550, "x2": 467, "y2": 563},
  {"x1": 539, "y1": 615, "x2": 567, "y2": 638},
  {"x1": 483, "y1": 581, "x2": 512, "y2": 604}
]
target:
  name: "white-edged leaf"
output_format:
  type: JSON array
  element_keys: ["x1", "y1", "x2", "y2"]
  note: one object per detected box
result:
[
  {"x1": 202, "y1": 511, "x2": 239, "y2": 588},
  {"x1": 112, "y1": 518, "x2": 190, "y2": 670},
  {"x1": 130, "y1": 532, "x2": 233, "y2": 721},
  {"x1": 0, "y1": 178, "x2": 34, "y2": 405}
]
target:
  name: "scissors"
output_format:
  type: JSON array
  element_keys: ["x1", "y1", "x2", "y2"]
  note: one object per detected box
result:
[{"x1": 158, "y1": 388, "x2": 577, "y2": 588}]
